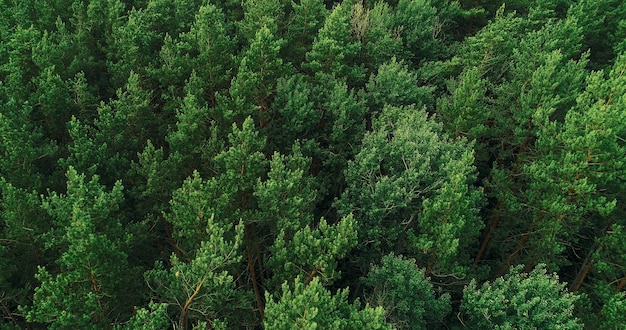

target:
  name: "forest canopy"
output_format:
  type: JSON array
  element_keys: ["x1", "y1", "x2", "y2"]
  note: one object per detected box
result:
[{"x1": 0, "y1": 0, "x2": 625, "y2": 328}]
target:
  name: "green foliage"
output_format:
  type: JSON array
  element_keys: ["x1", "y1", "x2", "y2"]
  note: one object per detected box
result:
[
  {"x1": 461, "y1": 264, "x2": 582, "y2": 329},
  {"x1": 366, "y1": 57, "x2": 433, "y2": 115},
  {"x1": 118, "y1": 302, "x2": 170, "y2": 330},
  {"x1": 353, "y1": 1, "x2": 404, "y2": 72},
  {"x1": 0, "y1": 99, "x2": 57, "y2": 190},
  {"x1": 363, "y1": 254, "x2": 451, "y2": 329},
  {"x1": 268, "y1": 215, "x2": 357, "y2": 287},
  {"x1": 145, "y1": 214, "x2": 245, "y2": 329},
  {"x1": 0, "y1": 180, "x2": 51, "y2": 325},
  {"x1": 254, "y1": 144, "x2": 317, "y2": 236},
  {"x1": 264, "y1": 276, "x2": 391, "y2": 329},
  {"x1": 393, "y1": 0, "x2": 440, "y2": 62},
  {"x1": 2, "y1": 1, "x2": 626, "y2": 328},
  {"x1": 24, "y1": 167, "x2": 134, "y2": 328},
  {"x1": 230, "y1": 26, "x2": 288, "y2": 124},
  {"x1": 284, "y1": 0, "x2": 328, "y2": 64},
  {"x1": 302, "y1": 1, "x2": 365, "y2": 85},
  {"x1": 238, "y1": 0, "x2": 286, "y2": 42},
  {"x1": 337, "y1": 104, "x2": 483, "y2": 277}
]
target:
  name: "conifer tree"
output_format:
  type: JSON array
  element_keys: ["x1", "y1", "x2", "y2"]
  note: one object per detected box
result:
[
  {"x1": 229, "y1": 26, "x2": 288, "y2": 127},
  {"x1": 337, "y1": 104, "x2": 483, "y2": 278},
  {"x1": 283, "y1": 0, "x2": 328, "y2": 65},
  {"x1": 461, "y1": 264, "x2": 582, "y2": 329},
  {"x1": 25, "y1": 167, "x2": 136, "y2": 328},
  {"x1": 302, "y1": 1, "x2": 365, "y2": 86},
  {"x1": 0, "y1": 180, "x2": 51, "y2": 327},
  {"x1": 0, "y1": 98, "x2": 57, "y2": 190},
  {"x1": 362, "y1": 254, "x2": 451, "y2": 329},
  {"x1": 145, "y1": 210, "x2": 246, "y2": 329},
  {"x1": 264, "y1": 277, "x2": 390, "y2": 329},
  {"x1": 352, "y1": 1, "x2": 404, "y2": 72}
]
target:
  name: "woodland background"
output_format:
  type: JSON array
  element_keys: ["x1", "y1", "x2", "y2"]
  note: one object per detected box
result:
[{"x1": 1, "y1": 0, "x2": 625, "y2": 328}]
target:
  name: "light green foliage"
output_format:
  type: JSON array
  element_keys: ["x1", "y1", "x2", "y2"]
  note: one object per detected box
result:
[
  {"x1": 416, "y1": 147, "x2": 483, "y2": 274},
  {"x1": 363, "y1": 254, "x2": 451, "y2": 329},
  {"x1": 353, "y1": 1, "x2": 404, "y2": 72},
  {"x1": 337, "y1": 104, "x2": 482, "y2": 276},
  {"x1": 264, "y1": 276, "x2": 391, "y2": 329},
  {"x1": 284, "y1": 0, "x2": 328, "y2": 64},
  {"x1": 437, "y1": 66, "x2": 488, "y2": 138},
  {"x1": 254, "y1": 144, "x2": 317, "y2": 236},
  {"x1": 230, "y1": 26, "x2": 287, "y2": 124},
  {"x1": 268, "y1": 215, "x2": 357, "y2": 287},
  {"x1": 213, "y1": 116, "x2": 267, "y2": 218},
  {"x1": 165, "y1": 171, "x2": 222, "y2": 255},
  {"x1": 118, "y1": 302, "x2": 170, "y2": 330},
  {"x1": 599, "y1": 292, "x2": 626, "y2": 329},
  {"x1": 145, "y1": 214, "x2": 244, "y2": 329},
  {"x1": 303, "y1": 2, "x2": 365, "y2": 85},
  {"x1": 366, "y1": 57, "x2": 433, "y2": 115},
  {"x1": 461, "y1": 264, "x2": 582, "y2": 329},
  {"x1": 238, "y1": 0, "x2": 286, "y2": 42},
  {"x1": 25, "y1": 167, "x2": 132, "y2": 328}
]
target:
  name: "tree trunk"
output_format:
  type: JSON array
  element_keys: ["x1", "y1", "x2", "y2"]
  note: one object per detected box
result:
[
  {"x1": 245, "y1": 224, "x2": 265, "y2": 320},
  {"x1": 569, "y1": 242, "x2": 600, "y2": 292},
  {"x1": 474, "y1": 199, "x2": 503, "y2": 265}
]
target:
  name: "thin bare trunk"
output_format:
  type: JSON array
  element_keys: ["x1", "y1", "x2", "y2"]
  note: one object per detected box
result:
[
  {"x1": 617, "y1": 276, "x2": 626, "y2": 292},
  {"x1": 245, "y1": 224, "x2": 265, "y2": 320},
  {"x1": 498, "y1": 212, "x2": 544, "y2": 277},
  {"x1": 474, "y1": 200, "x2": 502, "y2": 265}
]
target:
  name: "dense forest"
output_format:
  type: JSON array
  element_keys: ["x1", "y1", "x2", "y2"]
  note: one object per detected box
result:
[{"x1": 0, "y1": 0, "x2": 625, "y2": 328}]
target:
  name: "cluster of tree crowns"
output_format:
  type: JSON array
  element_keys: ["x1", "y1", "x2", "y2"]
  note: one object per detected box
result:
[{"x1": 0, "y1": 0, "x2": 625, "y2": 328}]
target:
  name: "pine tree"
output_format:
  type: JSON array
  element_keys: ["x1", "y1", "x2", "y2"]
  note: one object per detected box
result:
[
  {"x1": 0, "y1": 180, "x2": 52, "y2": 327},
  {"x1": 24, "y1": 167, "x2": 136, "y2": 328},
  {"x1": 238, "y1": 0, "x2": 287, "y2": 42},
  {"x1": 283, "y1": 0, "x2": 327, "y2": 65},
  {"x1": 337, "y1": 104, "x2": 483, "y2": 278},
  {"x1": 0, "y1": 98, "x2": 58, "y2": 190},
  {"x1": 267, "y1": 215, "x2": 357, "y2": 288},
  {"x1": 352, "y1": 1, "x2": 404, "y2": 73},
  {"x1": 366, "y1": 57, "x2": 433, "y2": 117},
  {"x1": 145, "y1": 211, "x2": 245, "y2": 329},
  {"x1": 302, "y1": 1, "x2": 365, "y2": 86},
  {"x1": 264, "y1": 276, "x2": 391, "y2": 329},
  {"x1": 461, "y1": 264, "x2": 582, "y2": 329},
  {"x1": 229, "y1": 25, "x2": 288, "y2": 127},
  {"x1": 362, "y1": 254, "x2": 451, "y2": 329}
]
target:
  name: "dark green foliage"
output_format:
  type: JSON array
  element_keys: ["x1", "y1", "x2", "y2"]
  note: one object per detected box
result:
[
  {"x1": 24, "y1": 168, "x2": 137, "y2": 328},
  {"x1": 2, "y1": 1, "x2": 626, "y2": 328},
  {"x1": 337, "y1": 104, "x2": 483, "y2": 277},
  {"x1": 363, "y1": 254, "x2": 451, "y2": 329}
]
